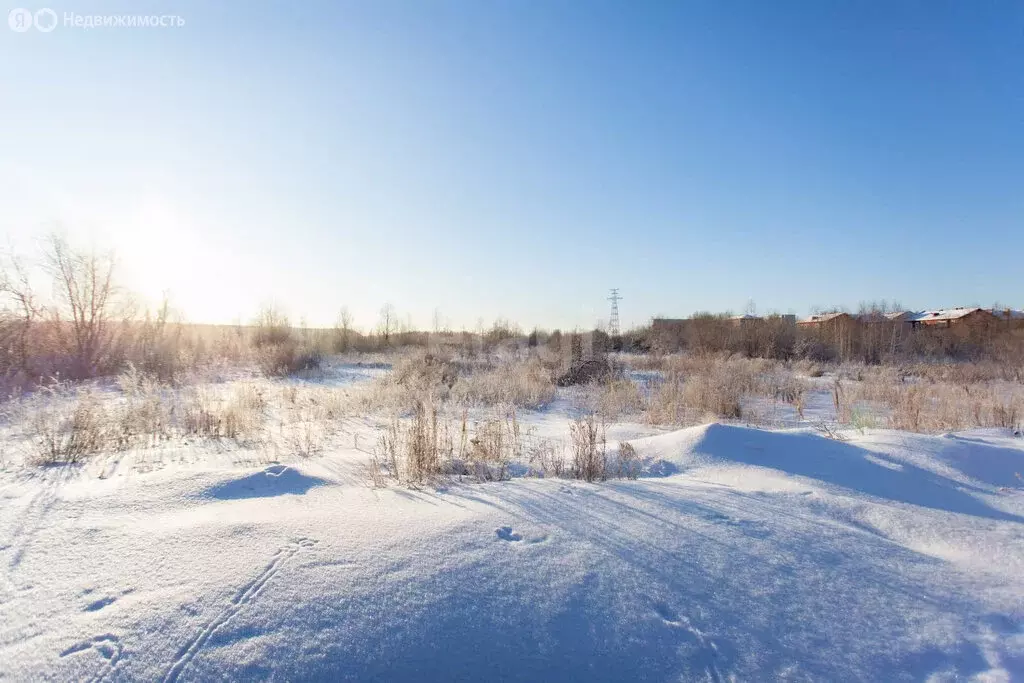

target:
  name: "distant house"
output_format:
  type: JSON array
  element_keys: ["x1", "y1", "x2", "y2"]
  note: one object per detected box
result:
[
  {"x1": 727, "y1": 314, "x2": 760, "y2": 327},
  {"x1": 858, "y1": 310, "x2": 917, "y2": 325},
  {"x1": 885, "y1": 311, "x2": 918, "y2": 323},
  {"x1": 651, "y1": 318, "x2": 688, "y2": 334},
  {"x1": 797, "y1": 312, "x2": 853, "y2": 328},
  {"x1": 907, "y1": 308, "x2": 1000, "y2": 329},
  {"x1": 989, "y1": 308, "x2": 1024, "y2": 328}
]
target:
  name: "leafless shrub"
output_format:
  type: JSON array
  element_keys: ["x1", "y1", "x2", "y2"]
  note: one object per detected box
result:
[
  {"x1": 255, "y1": 340, "x2": 323, "y2": 378},
  {"x1": 616, "y1": 441, "x2": 640, "y2": 479},
  {"x1": 570, "y1": 413, "x2": 607, "y2": 482},
  {"x1": 252, "y1": 305, "x2": 292, "y2": 348},
  {"x1": 392, "y1": 351, "x2": 460, "y2": 392},
  {"x1": 526, "y1": 438, "x2": 565, "y2": 478},
  {"x1": 556, "y1": 358, "x2": 613, "y2": 386},
  {"x1": 761, "y1": 370, "x2": 807, "y2": 404},
  {"x1": 595, "y1": 353, "x2": 1022, "y2": 434}
]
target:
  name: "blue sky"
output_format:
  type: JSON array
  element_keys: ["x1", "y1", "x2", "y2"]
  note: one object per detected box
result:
[{"x1": 1, "y1": 1, "x2": 1021, "y2": 330}]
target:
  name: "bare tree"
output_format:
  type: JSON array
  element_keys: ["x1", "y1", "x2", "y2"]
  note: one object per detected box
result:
[
  {"x1": 334, "y1": 306, "x2": 354, "y2": 352},
  {"x1": 378, "y1": 303, "x2": 396, "y2": 346},
  {"x1": 43, "y1": 234, "x2": 118, "y2": 378},
  {"x1": 253, "y1": 304, "x2": 291, "y2": 347},
  {"x1": 0, "y1": 249, "x2": 43, "y2": 375}
]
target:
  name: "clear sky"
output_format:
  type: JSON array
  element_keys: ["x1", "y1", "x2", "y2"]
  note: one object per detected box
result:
[{"x1": 1, "y1": 1, "x2": 1022, "y2": 331}]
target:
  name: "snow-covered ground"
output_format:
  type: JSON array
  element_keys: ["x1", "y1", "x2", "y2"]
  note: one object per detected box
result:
[{"x1": 2, "y1": 369, "x2": 1023, "y2": 681}]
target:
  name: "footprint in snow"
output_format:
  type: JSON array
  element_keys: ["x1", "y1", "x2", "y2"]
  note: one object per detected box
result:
[
  {"x1": 60, "y1": 633, "x2": 123, "y2": 681},
  {"x1": 84, "y1": 596, "x2": 117, "y2": 612},
  {"x1": 496, "y1": 526, "x2": 522, "y2": 542},
  {"x1": 654, "y1": 603, "x2": 683, "y2": 627}
]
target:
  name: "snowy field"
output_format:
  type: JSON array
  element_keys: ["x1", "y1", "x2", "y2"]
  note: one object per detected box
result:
[{"x1": 2, "y1": 363, "x2": 1023, "y2": 681}]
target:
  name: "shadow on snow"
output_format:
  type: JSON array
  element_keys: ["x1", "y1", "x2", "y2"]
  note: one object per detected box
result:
[{"x1": 199, "y1": 465, "x2": 326, "y2": 500}]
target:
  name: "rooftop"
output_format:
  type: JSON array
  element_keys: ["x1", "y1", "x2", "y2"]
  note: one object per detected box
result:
[{"x1": 908, "y1": 308, "x2": 984, "y2": 322}]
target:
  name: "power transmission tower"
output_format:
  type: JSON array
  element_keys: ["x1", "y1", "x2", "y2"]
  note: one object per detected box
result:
[{"x1": 608, "y1": 288, "x2": 622, "y2": 337}]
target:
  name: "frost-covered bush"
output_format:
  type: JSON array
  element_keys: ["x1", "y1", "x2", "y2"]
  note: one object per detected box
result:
[{"x1": 29, "y1": 389, "x2": 109, "y2": 464}]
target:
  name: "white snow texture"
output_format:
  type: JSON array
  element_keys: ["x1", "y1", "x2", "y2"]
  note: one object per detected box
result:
[{"x1": 2, "y1": 410, "x2": 1023, "y2": 680}]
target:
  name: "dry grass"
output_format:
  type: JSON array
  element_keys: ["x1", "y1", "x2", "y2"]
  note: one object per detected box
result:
[
  {"x1": 22, "y1": 372, "x2": 359, "y2": 466},
  {"x1": 112, "y1": 369, "x2": 174, "y2": 449},
  {"x1": 597, "y1": 378, "x2": 645, "y2": 419},
  {"x1": 255, "y1": 340, "x2": 324, "y2": 378},
  {"x1": 361, "y1": 350, "x2": 555, "y2": 412},
  {"x1": 840, "y1": 371, "x2": 1024, "y2": 433},
  {"x1": 271, "y1": 385, "x2": 348, "y2": 458},
  {"x1": 375, "y1": 397, "x2": 453, "y2": 484},
  {"x1": 451, "y1": 357, "x2": 556, "y2": 409},
  {"x1": 20, "y1": 346, "x2": 1024, "y2": 475},
  {"x1": 615, "y1": 354, "x2": 1023, "y2": 433},
  {"x1": 644, "y1": 356, "x2": 764, "y2": 425},
  {"x1": 463, "y1": 407, "x2": 523, "y2": 481},
  {"x1": 179, "y1": 384, "x2": 267, "y2": 442},
  {"x1": 373, "y1": 396, "x2": 527, "y2": 485},
  {"x1": 28, "y1": 376, "x2": 180, "y2": 464},
  {"x1": 29, "y1": 389, "x2": 109, "y2": 464}
]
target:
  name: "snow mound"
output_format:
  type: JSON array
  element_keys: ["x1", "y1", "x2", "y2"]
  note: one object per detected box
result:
[{"x1": 632, "y1": 423, "x2": 1023, "y2": 521}]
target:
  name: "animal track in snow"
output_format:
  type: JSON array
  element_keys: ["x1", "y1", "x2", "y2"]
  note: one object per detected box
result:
[
  {"x1": 60, "y1": 633, "x2": 122, "y2": 683},
  {"x1": 652, "y1": 603, "x2": 725, "y2": 683},
  {"x1": 162, "y1": 537, "x2": 318, "y2": 683}
]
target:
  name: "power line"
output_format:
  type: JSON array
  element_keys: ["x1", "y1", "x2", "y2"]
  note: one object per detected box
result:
[{"x1": 608, "y1": 288, "x2": 622, "y2": 336}]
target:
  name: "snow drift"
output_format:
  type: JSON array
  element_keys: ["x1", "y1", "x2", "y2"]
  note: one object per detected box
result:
[{"x1": 2, "y1": 424, "x2": 1023, "y2": 681}]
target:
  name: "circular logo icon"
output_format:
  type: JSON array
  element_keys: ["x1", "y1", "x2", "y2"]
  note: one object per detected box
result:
[
  {"x1": 34, "y1": 8, "x2": 57, "y2": 32},
  {"x1": 8, "y1": 8, "x2": 32, "y2": 32}
]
